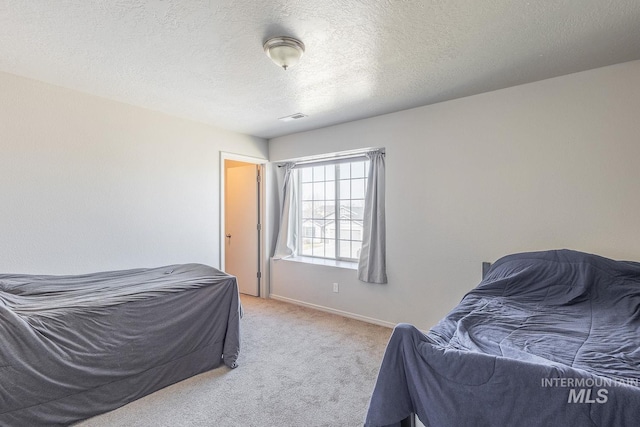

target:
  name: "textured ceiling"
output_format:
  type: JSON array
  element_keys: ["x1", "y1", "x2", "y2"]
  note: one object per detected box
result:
[{"x1": 1, "y1": 0, "x2": 640, "y2": 139}]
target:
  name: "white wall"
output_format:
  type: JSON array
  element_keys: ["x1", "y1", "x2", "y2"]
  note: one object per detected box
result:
[
  {"x1": 269, "y1": 60, "x2": 640, "y2": 330},
  {"x1": 0, "y1": 71, "x2": 267, "y2": 274}
]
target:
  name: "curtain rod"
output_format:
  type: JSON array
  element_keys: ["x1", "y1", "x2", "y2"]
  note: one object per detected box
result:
[{"x1": 277, "y1": 149, "x2": 384, "y2": 168}]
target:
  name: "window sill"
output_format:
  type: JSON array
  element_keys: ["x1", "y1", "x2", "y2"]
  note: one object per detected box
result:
[{"x1": 274, "y1": 256, "x2": 358, "y2": 271}]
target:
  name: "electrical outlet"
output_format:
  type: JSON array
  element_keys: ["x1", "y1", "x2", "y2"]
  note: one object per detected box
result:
[{"x1": 332, "y1": 283, "x2": 339, "y2": 293}]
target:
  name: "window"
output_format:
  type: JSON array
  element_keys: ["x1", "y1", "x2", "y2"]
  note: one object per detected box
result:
[
  {"x1": 298, "y1": 159, "x2": 369, "y2": 262},
  {"x1": 273, "y1": 149, "x2": 386, "y2": 283}
]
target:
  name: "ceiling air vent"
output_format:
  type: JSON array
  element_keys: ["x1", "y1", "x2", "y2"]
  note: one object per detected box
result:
[{"x1": 278, "y1": 113, "x2": 308, "y2": 122}]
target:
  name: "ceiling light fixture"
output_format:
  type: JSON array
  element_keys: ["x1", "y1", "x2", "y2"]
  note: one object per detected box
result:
[{"x1": 263, "y1": 36, "x2": 305, "y2": 70}]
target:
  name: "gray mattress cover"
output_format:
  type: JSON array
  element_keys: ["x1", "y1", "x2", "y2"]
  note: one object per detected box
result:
[
  {"x1": 0, "y1": 263, "x2": 241, "y2": 426},
  {"x1": 365, "y1": 250, "x2": 640, "y2": 426}
]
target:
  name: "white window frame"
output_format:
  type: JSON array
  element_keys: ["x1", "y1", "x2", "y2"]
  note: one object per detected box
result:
[{"x1": 297, "y1": 156, "x2": 369, "y2": 262}]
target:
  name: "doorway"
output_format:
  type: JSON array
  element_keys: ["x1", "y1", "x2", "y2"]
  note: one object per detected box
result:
[{"x1": 221, "y1": 154, "x2": 265, "y2": 297}]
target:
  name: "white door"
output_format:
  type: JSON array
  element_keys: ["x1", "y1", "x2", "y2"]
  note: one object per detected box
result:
[{"x1": 225, "y1": 162, "x2": 260, "y2": 296}]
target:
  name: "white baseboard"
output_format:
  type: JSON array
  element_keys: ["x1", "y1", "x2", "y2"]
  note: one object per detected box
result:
[{"x1": 269, "y1": 294, "x2": 397, "y2": 329}]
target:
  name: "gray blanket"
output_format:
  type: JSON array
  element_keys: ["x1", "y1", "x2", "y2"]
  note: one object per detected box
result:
[
  {"x1": 365, "y1": 250, "x2": 640, "y2": 426},
  {"x1": 0, "y1": 263, "x2": 241, "y2": 426}
]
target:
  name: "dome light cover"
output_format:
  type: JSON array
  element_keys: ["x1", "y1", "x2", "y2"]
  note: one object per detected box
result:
[{"x1": 264, "y1": 37, "x2": 305, "y2": 70}]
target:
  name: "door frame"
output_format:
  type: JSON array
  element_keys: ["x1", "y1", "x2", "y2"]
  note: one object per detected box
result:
[{"x1": 220, "y1": 152, "x2": 267, "y2": 297}]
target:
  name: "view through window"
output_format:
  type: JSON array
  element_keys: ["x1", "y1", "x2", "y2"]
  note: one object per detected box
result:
[{"x1": 298, "y1": 159, "x2": 369, "y2": 261}]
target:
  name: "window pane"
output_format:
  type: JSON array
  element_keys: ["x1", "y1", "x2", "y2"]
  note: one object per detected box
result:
[
  {"x1": 325, "y1": 181, "x2": 335, "y2": 199},
  {"x1": 313, "y1": 182, "x2": 324, "y2": 199},
  {"x1": 301, "y1": 237, "x2": 313, "y2": 256},
  {"x1": 352, "y1": 221, "x2": 362, "y2": 241},
  {"x1": 302, "y1": 201, "x2": 313, "y2": 219},
  {"x1": 324, "y1": 239, "x2": 335, "y2": 258},
  {"x1": 339, "y1": 240, "x2": 351, "y2": 259},
  {"x1": 313, "y1": 201, "x2": 326, "y2": 218},
  {"x1": 312, "y1": 239, "x2": 324, "y2": 257},
  {"x1": 325, "y1": 201, "x2": 336, "y2": 218},
  {"x1": 315, "y1": 220, "x2": 326, "y2": 237},
  {"x1": 352, "y1": 178, "x2": 365, "y2": 199},
  {"x1": 302, "y1": 223, "x2": 315, "y2": 238},
  {"x1": 301, "y1": 168, "x2": 313, "y2": 183},
  {"x1": 339, "y1": 220, "x2": 351, "y2": 240},
  {"x1": 325, "y1": 165, "x2": 335, "y2": 180},
  {"x1": 339, "y1": 200, "x2": 351, "y2": 219},
  {"x1": 326, "y1": 219, "x2": 336, "y2": 238},
  {"x1": 351, "y1": 200, "x2": 364, "y2": 220},
  {"x1": 351, "y1": 241, "x2": 362, "y2": 259},
  {"x1": 339, "y1": 180, "x2": 350, "y2": 199},
  {"x1": 313, "y1": 166, "x2": 325, "y2": 181},
  {"x1": 351, "y1": 161, "x2": 366, "y2": 178},
  {"x1": 302, "y1": 182, "x2": 313, "y2": 200},
  {"x1": 339, "y1": 163, "x2": 351, "y2": 179}
]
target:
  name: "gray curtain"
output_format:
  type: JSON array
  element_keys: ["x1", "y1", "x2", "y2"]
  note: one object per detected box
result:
[
  {"x1": 358, "y1": 151, "x2": 387, "y2": 283},
  {"x1": 273, "y1": 163, "x2": 298, "y2": 258}
]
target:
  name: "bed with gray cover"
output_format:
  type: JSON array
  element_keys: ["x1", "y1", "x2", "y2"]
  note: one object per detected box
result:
[
  {"x1": 0, "y1": 263, "x2": 241, "y2": 426},
  {"x1": 365, "y1": 249, "x2": 640, "y2": 426}
]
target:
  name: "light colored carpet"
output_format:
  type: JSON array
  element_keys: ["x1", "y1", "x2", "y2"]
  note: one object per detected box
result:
[{"x1": 77, "y1": 295, "x2": 392, "y2": 427}]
